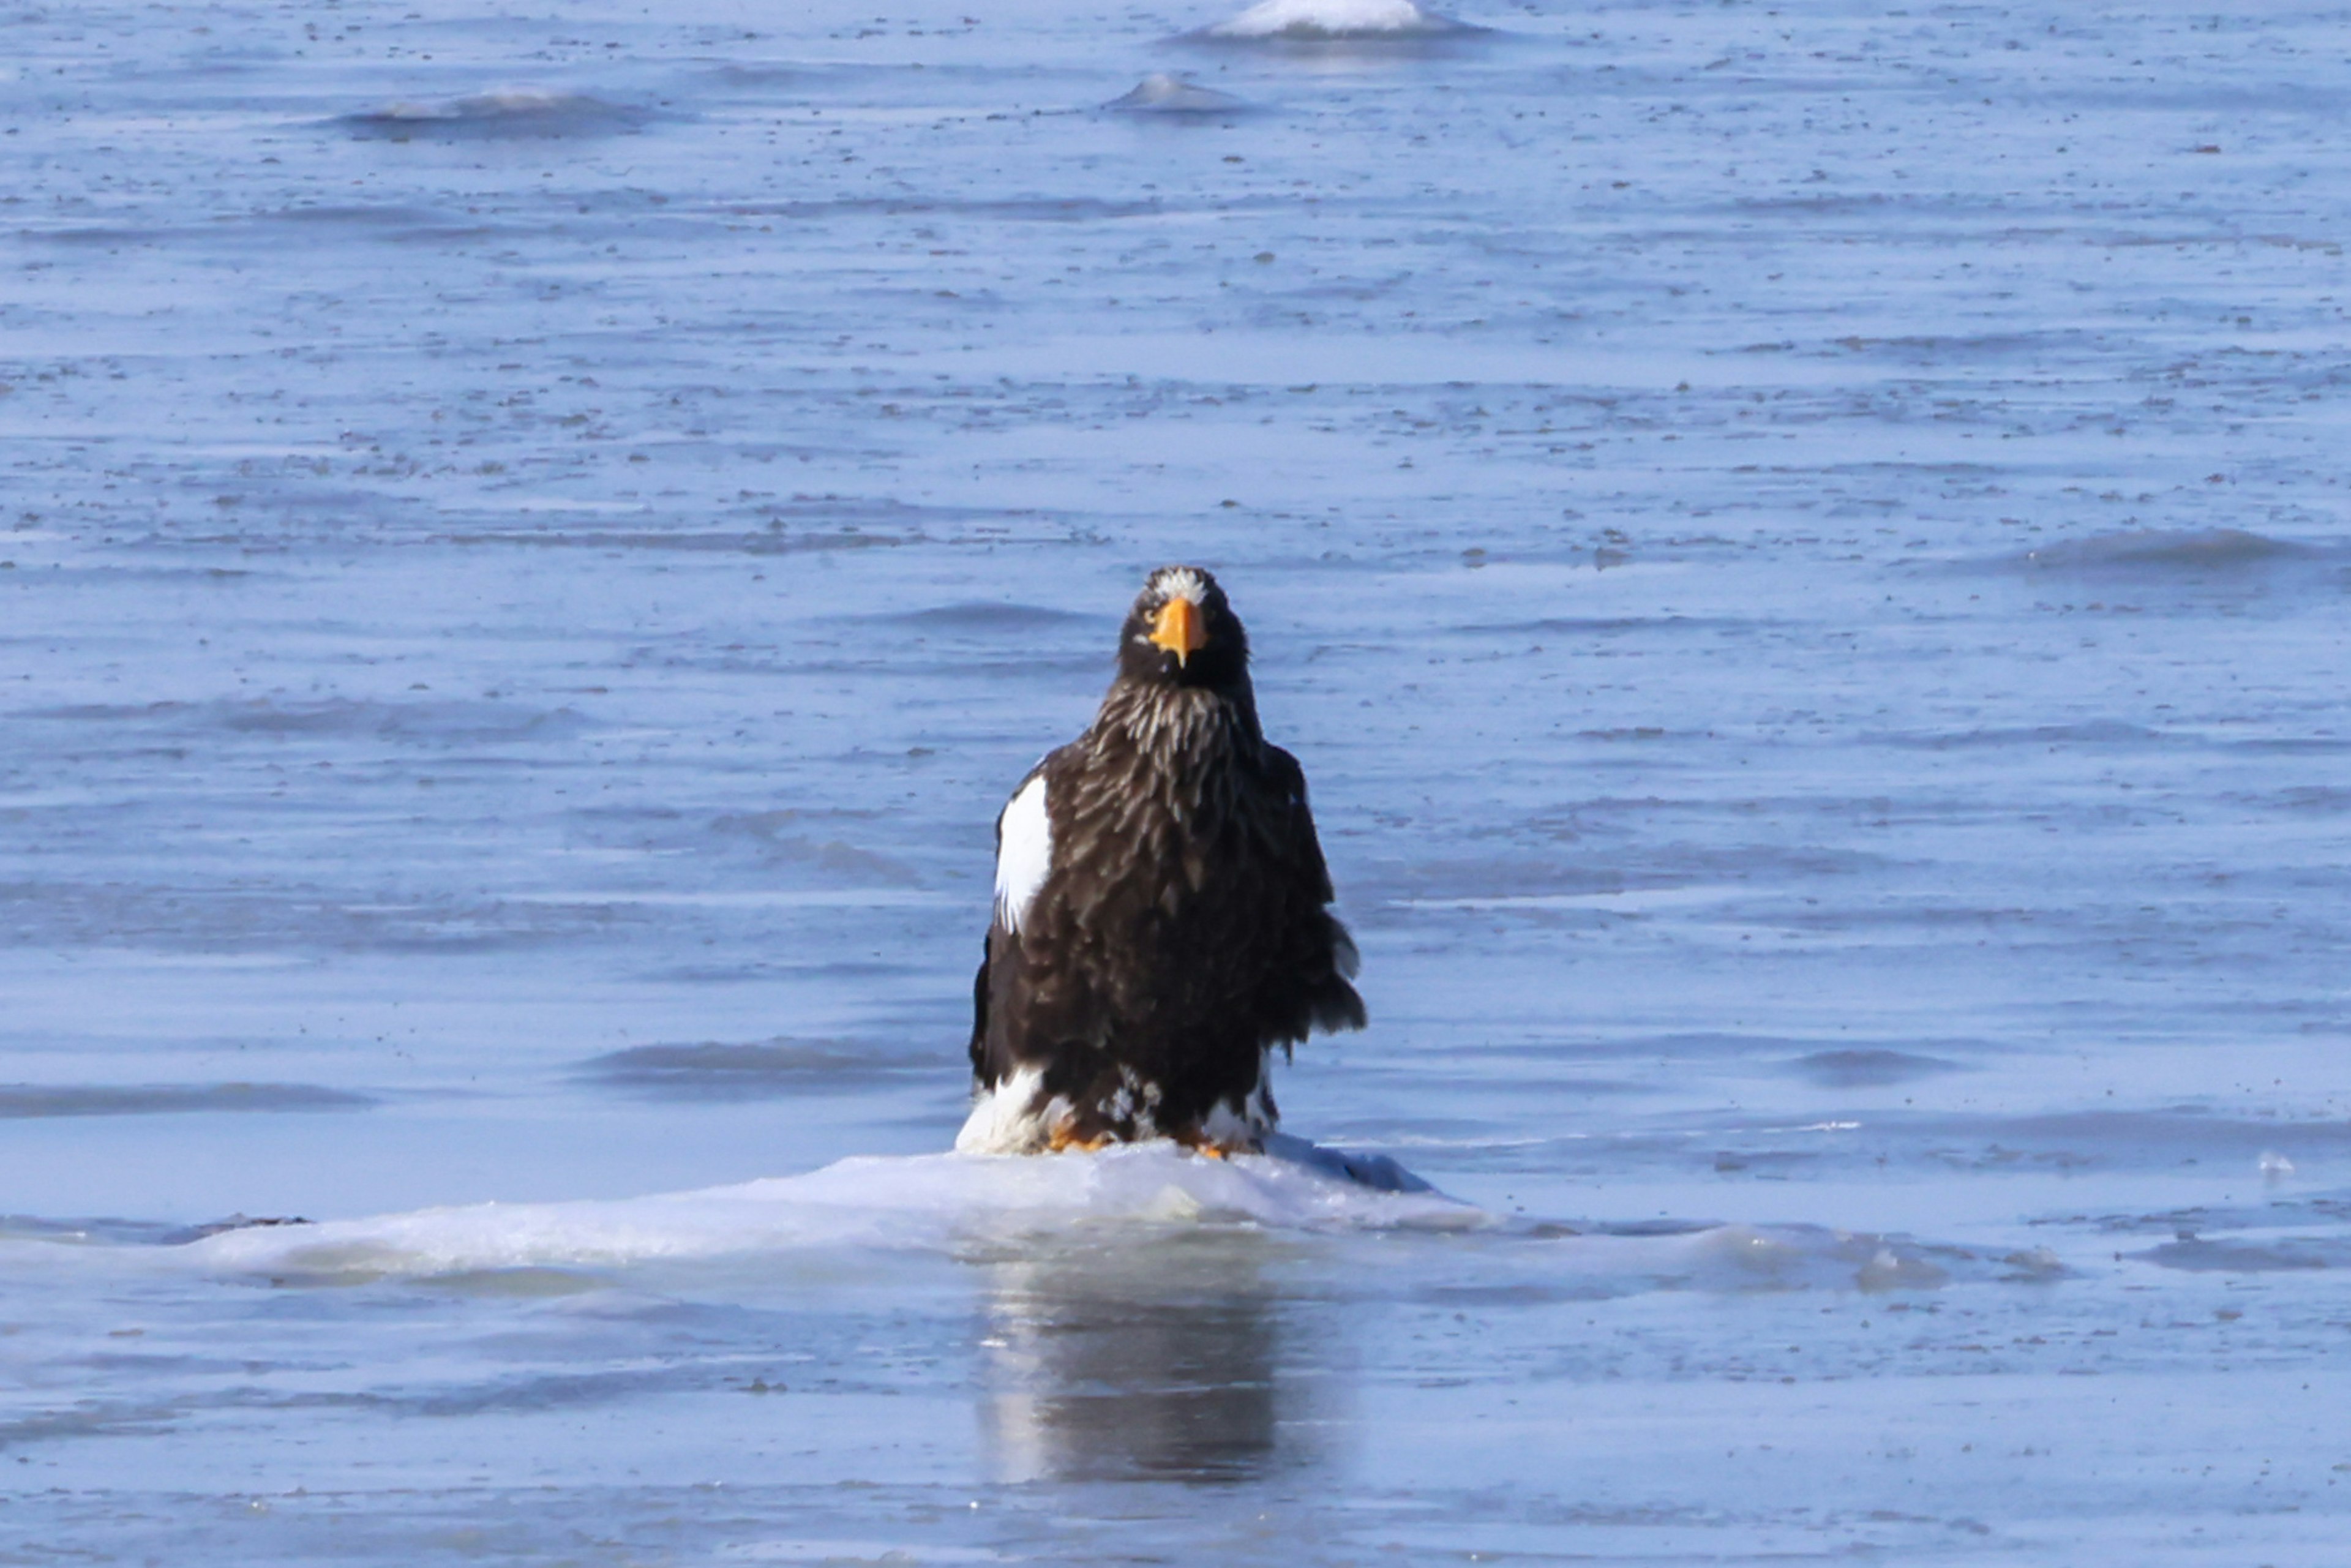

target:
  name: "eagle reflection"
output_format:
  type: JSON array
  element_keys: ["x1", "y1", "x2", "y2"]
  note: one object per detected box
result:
[{"x1": 976, "y1": 1229, "x2": 1314, "y2": 1484}]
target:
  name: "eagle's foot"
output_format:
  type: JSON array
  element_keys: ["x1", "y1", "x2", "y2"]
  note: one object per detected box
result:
[
  {"x1": 1172, "y1": 1125, "x2": 1260, "y2": 1160},
  {"x1": 1046, "y1": 1125, "x2": 1112, "y2": 1154}
]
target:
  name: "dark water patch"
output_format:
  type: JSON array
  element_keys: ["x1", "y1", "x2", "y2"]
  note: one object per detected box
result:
[
  {"x1": 249, "y1": 202, "x2": 457, "y2": 230},
  {"x1": 2006, "y1": 528, "x2": 2312, "y2": 574},
  {"x1": 418, "y1": 1267, "x2": 608, "y2": 1297},
  {"x1": 709, "y1": 813, "x2": 922, "y2": 884},
  {"x1": 336, "y1": 91, "x2": 655, "y2": 142},
  {"x1": 233, "y1": 207, "x2": 530, "y2": 247},
  {"x1": 1415, "y1": 1280, "x2": 1608, "y2": 1307},
  {"x1": 1706, "y1": 1147, "x2": 1821, "y2": 1174},
  {"x1": 881, "y1": 601, "x2": 1091, "y2": 632},
  {"x1": 443, "y1": 527, "x2": 913, "y2": 555},
  {"x1": 1104, "y1": 74, "x2": 1253, "y2": 116},
  {"x1": 3, "y1": 1212, "x2": 270, "y2": 1245},
  {"x1": 22, "y1": 225, "x2": 168, "y2": 247},
  {"x1": 1589, "y1": 1032, "x2": 1823, "y2": 1061},
  {"x1": 1387, "y1": 1045, "x2": 1643, "y2": 1092},
  {"x1": 212, "y1": 697, "x2": 591, "y2": 743},
  {"x1": 0, "y1": 1083, "x2": 372, "y2": 1119},
  {"x1": 1911, "y1": 1109, "x2": 2351, "y2": 1172},
  {"x1": 579, "y1": 1038, "x2": 937, "y2": 1099},
  {"x1": 1584, "y1": 1107, "x2": 2351, "y2": 1184},
  {"x1": 1790, "y1": 1049, "x2": 1960, "y2": 1088},
  {"x1": 1359, "y1": 857, "x2": 1633, "y2": 907},
  {"x1": 2219, "y1": 735, "x2": 2351, "y2": 756},
  {"x1": 2, "y1": 1211, "x2": 309, "y2": 1247},
  {"x1": 644, "y1": 956, "x2": 926, "y2": 985},
  {"x1": 1464, "y1": 615, "x2": 1744, "y2": 637},
  {"x1": 2129, "y1": 1237, "x2": 2347, "y2": 1273},
  {"x1": 1591, "y1": 1219, "x2": 1723, "y2": 1239},
  {"x1": 162, "y1": 1214, "x2": 314, "y2": 1245},
  {"x1": 404, "y1": 1367, "x2": 698, "y2": 1417},
  {"x1": 726, "y1": 196, "x2": 1174, "y2": 223},
  {"x1": 0, "y1": 878, "x2": 636, "y2": 956},
  {"x1": 2263, "y1": 787, "x2": 2351, "y2": 813},
  {"x1": 699, "y1": 61, "x2": 808, "y2": 88},
  {"x1": 1823, "y1": 330, "x2": 2071, "y2": 362},
  {"x1": 1873, "y1": 718, "x2": 2175, "y2": 751},
  {"x1": 20, "y1": 696, "x2": 591, "y2": 744},
  {"x1": 0, "y1": 1401, "x2": 182, "y2": 1451},
  {"x1": 2066, "y1": 1196, "x2": 2351, "y2": 1237}
]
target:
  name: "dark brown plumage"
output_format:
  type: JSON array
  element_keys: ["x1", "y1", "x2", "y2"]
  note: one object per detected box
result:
[{"x1": 956, "y1": 566, "x2": 1364, "y2": 1155}]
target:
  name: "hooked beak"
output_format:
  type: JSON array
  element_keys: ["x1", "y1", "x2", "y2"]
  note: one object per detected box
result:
[{"x1": 1148, "y1": 597, "x2": 1208, "y2": 667}]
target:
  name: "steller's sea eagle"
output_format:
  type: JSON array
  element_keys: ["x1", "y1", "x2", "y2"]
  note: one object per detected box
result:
[{"x1": 956, "y1": 565, "x2": 1365, "y2": 1155}]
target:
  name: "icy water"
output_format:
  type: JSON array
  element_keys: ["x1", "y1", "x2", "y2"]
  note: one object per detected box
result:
[{"x1": 6, "y1": 0, "x2": 2351, "y2": 1561}]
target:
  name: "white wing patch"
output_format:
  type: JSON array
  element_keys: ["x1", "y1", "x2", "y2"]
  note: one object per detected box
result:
[{"x1": 992, "y1": 770, "x2": 1052, "y2": 934}]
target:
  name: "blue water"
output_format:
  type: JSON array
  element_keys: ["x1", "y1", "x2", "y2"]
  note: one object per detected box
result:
[{"x1": 5, "y1": 1, "x2": 2350, "y2": 1561}]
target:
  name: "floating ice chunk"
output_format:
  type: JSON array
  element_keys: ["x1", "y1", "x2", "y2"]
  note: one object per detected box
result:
[
  {"x1": 1702, "y1": 1224, "x2": 1806, "y2": 1281},
  {"x1": 1856, "y1": 1245, "x2": 1949, "y2": 1293},
  {"x1": 1198, "y1": 0, "x2": 1468, "y2": 40},
  {"x1": 190, "y1": 1142, "x2": 1482, "y2": 1283},
  {"x1": 1998, "y1": 1246, "x2": 2067, "y2": 1281},
  {"x1": 340, "y1": 90, "x2": 651, "y2": 141},
  {"x1": 1104, "y1": 74, "x2": 1250, "y2": 114},
  {"x1": 1671, "y1": 1223, "x2": 1957, "y2": 1293}
]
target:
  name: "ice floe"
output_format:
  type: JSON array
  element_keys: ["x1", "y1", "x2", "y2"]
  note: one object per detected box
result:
[
  {"x1": 1104, "y1": 74, "x2": 1251, "y2": 114},
  {"x1": 176, "y1": 1137, "x2": 2028, "y2": 1302},
  {"x1": 1109, "y1": 74, "x2": 1260, "y2": 114},
  {"x1": 339, "y1": 90, "x2": 651, "y2": 140},
  {"x1": 192, "y1": 1142, "x2": 1483, "y2": 1281},
  {"x1": 1194, "y1": 0, "x2": 1471, "y2": 41}
]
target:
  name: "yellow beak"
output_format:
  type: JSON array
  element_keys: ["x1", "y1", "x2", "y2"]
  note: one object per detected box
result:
[{"x1": 1148, "y1": 598, "x2": 1208, "y2": 666}]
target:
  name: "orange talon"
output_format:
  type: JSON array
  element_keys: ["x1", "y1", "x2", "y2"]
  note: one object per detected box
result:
[{"x1": 1171, "y1": 1127, "x2": 1243, "y2": 1160}]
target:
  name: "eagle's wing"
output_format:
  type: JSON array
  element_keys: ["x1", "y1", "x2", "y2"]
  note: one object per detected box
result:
[
  {"x1": 967, "y1": 754, "x2": 1056, "y2": 1082},
  {"x1": 1263, "y1": 744, "x2": 1367, "y2": 1041}
]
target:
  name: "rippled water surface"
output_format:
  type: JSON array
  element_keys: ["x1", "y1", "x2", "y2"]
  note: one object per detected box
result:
[{"x1": 6, "y1": 1, "x2": 2350, "y2": 1561}]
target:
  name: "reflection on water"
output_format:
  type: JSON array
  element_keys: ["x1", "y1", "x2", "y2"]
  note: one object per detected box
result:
[{"x1": 975, "y1": 1229, "x2": 1318, "y2": 1484}]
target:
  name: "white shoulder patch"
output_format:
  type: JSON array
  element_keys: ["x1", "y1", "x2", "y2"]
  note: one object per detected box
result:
[{"x1": 992, "y1": 770, "x2": 1052, "y2": 934}]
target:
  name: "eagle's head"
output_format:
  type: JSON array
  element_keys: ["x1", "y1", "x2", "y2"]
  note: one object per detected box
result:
[{"x1": 1116, "y1": 565, "x2": 1251, "y2": 694}]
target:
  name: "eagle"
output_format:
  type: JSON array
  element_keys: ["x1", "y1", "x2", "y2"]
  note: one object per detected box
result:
[{"x1": 956, "y1": 565, "x2": 1366, "y2": 1156}]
